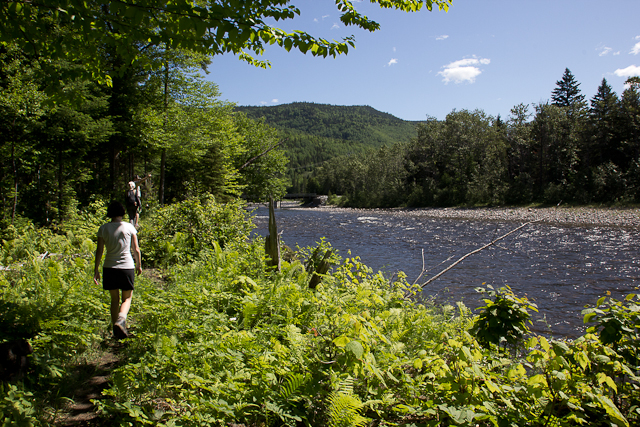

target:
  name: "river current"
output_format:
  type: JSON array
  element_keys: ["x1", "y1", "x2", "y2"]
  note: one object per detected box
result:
[{"x1": 252, "y1": 205, "x2": 640, "y2": 338}]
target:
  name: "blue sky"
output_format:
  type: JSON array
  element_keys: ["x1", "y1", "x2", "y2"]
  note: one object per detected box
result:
[{"x1": 206, "y1": 0, "x2": 640, "y2": 121}]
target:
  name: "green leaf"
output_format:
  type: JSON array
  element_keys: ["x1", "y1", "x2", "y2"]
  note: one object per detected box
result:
[
  {"x1": 333, "y1": 335, "x2": 350, "y2": 347},
  {"x1": 575, "y1": 351, "x2": 590, "y2": 370},
  {"x1": 179, "y1": 17, "x2": 191, "y2": 32},
  {"x1": 583, "y1": 310, "x2": 597, "y2": 323},
  {"x1": 597, "y1": 395, "x2": 629, "y2": 427},
  {"x1": 346, "y1": 340, "x2": 364, "y2": 359},
  {"x1": 528, "y1": 374, "x2": 546, "y2": 386}
]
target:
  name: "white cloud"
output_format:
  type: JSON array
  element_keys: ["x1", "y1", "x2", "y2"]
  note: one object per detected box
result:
[
  {"x1": 331, "y1": 23, "x2": 340, "y2": 30},
  {"x1": 436, "y1": 35, "x2": 449, "y2": 41},
  {"x1": 387, "y1": 58, "x2": 398, "y2": 66},
  {"x1": 438, "y1": 56, "x2": 490, "y2": 84},
  {"x1": 393, "y1": 47, "x2": 396, "y2": 52},
  {"x1": 322, "y1": 14, "x2": 330, "y2": 20},
  {"x1": 271, "y1": 99, "x2": 279, "y2": 103},
  {"x1": 614, "y1": 65, "x2": 640, "y2": 78},
  {"x1": 598, "y1": 46, "x2": 612, "y2": 56},
  {"x1": 614, "y1": 51, "x2": 621, "y2": 56},
  {"x1": 630, "y1": 35, "x2": 640, "y2": 55}
]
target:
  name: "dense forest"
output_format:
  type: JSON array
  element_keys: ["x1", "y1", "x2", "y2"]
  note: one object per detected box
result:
[
  {"x1": 0, "y1": 45, "x2": 289, "y2": 227},
  {"x1": 237, "y1": 103, "x2": 422, "y2": 193},
  {"x1": 307, "y1": 70, "x2": 640, "y2": 207}
]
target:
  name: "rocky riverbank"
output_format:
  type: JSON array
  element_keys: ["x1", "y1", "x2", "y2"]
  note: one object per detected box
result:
[
  {"x1": 273, "y1": 200, "x2": 640, "y2": 228},
  {"x1": 394, "y1": 206, "x2": 640, "y2": 228},
  {"x1": 308, "y1": 205, "x2": 639, "y2": 229}
]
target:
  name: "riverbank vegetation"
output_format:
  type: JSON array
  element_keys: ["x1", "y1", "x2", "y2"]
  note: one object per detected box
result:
[{"x1": 2, "y1": 198, "x2": 640, "y2": 426}]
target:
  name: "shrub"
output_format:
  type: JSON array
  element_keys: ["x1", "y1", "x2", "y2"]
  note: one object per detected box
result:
[
  {"x1": 139, "y1": 195, "x2": 254, "y2": 267},
  {"x1": 470, "y1": 284, "x2": 538, "y2": 351}
]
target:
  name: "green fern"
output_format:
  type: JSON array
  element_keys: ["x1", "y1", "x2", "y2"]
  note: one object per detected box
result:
[
  {"x1": 327, "y1": 378, "x2": 367, "y2": 427},
  {"x1": 279, "y1": 372, "x2": 308, "y2": 401}
]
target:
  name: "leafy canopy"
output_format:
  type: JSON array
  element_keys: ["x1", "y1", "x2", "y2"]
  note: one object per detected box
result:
[{"x1": 1, "y1": 0, "x2": 452, "y2": 86}]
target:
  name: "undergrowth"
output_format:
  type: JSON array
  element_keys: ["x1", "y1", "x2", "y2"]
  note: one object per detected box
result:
[{"x1": 1, "y1": 196, "x2": 639, "y2": 426}]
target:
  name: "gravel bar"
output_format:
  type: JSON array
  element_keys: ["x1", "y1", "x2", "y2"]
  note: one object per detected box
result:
[
  {"x1": 387, "y1": 206, "x2": 640, "y2": 229},
  {"x1": 270, "y1": 201, "x2": 640, "y2": 229}
]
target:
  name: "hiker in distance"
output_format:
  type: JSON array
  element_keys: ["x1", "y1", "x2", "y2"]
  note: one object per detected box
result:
[
  {"x1": 125, "y1": 181, "x2": 142, "y2": 228},
  {"x1": 132, "y1": 174, "x2": 151, "y2": 226},
  {"x1": 93, "y1": 201, "x2": 142, "y2": 339}
]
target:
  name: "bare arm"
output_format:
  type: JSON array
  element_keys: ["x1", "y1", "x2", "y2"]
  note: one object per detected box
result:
[
  {"x1": 94, "y1": 237, "x2": 105, "y2": 286},
  {"x1": 131, "y1": 234, "x2": 142, "y2": 275}
]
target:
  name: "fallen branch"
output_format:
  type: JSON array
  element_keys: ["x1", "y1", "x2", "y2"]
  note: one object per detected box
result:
[
  {"x1": 238, "y1": 139, "x2": 287, "y2": 171},
  {"x1": 419, "y1": 219, "x2": 540, "y2": 289},
  {"x1": 412, "y1": 249, "x2": 455, "y2": 285}
]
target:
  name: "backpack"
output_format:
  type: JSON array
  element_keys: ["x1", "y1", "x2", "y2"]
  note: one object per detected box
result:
[{"x1": 125, "y1": 189, "x2": 137, "y2": 207}]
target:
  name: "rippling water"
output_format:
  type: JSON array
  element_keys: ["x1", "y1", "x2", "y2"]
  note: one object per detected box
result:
[{"x1": 252, "y1": 206, "x2": 640, "y2": 337}]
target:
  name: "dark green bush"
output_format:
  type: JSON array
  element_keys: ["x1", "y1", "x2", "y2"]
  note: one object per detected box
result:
[
  {"x1": 139, "y1": 195, "x2": 254, "y2": 267},
  {"x1": 470, "y1": 284, "x2": 538, "y2": 351}
]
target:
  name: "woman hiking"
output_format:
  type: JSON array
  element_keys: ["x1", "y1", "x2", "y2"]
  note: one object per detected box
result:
[
  {"x1": 93, "y1": 201, "x2": 142, "y2": 339},
  {"x1": 125, "y1": 181, "x2": 141, "y2": 228}
]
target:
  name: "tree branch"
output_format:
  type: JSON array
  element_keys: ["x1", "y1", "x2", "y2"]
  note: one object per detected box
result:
[
  {"x1": 238, "y1": 138, "x2": 286, "y2": 171},
  {"x1": 418, "y1": 219, "x2": 541, "y2": 290}
]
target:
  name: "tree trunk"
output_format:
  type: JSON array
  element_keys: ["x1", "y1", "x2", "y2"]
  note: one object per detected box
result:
[
  {"x1": 11, "y1": 139, "x2": 17, "y2": 224},
  {"x1": 58, "y1": 147, "x2": 63, "y2": 222},
  {"x1": 159, "y1": 148, "x2": 166, "y2": 206},
  {"x1": 158, "y1": 61, "x2": 169, "y2": 206},
  {"x1": 109, "y1": 144, "x2": 117, "y2": 199},
  {"x1": 129, "y1": 152, "x2": 134, "y2": 182}
]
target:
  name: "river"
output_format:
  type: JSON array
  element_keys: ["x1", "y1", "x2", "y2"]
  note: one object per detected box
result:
[{"x1": 251, "y1": 205, "x2": 640, "y2": 338}]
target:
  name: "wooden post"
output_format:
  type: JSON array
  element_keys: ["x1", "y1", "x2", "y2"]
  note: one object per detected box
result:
[{"x1": 264, "y1": 197, "x2": 281, "y2": 271}]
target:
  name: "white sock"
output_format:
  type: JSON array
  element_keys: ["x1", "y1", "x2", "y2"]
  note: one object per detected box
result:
[{"x1": 118, "y1": 313, "x2": 127, "y2": 320}]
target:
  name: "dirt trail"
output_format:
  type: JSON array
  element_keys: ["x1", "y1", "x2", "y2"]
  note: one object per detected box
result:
[
  {"x1": 56, "y1": 269, "x2": 164, "y2": 426},
  {"x1": 57, "y1": 343, "x2": 122, "y2": 426}
]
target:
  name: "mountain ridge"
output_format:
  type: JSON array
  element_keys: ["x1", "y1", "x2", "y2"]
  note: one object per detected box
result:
[{"x1": 235, "y1": 102, "x2": 424, "y2": 192}]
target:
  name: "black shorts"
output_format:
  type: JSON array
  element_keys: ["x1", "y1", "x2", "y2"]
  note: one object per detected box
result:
[
  {"x1": 127, "y1": 206, "x2": 137, "y2": 219},
  {"x1": 103, "y1": 268, "x2": 135, "y2": 291}
]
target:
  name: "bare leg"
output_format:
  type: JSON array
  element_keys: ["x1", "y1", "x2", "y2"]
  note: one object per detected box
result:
[
  {"x1": 120, "y1": 290, "x2": 133, "y2": 317},
  {"x1": 109, "y1": 289, "x2": 134, "y2": 323},
  {"x1": 109, "y1": 289, "x2": 120, "y2": 323}
]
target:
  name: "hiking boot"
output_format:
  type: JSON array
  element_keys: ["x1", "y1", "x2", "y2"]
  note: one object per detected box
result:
[{"x1": 113, "y1": 317, "x2": 128, "y2": 339}]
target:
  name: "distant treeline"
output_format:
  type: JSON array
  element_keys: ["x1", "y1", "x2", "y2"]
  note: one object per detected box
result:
[{"x1": 309, "y1": 69, "x2": 640, "y2": 207}]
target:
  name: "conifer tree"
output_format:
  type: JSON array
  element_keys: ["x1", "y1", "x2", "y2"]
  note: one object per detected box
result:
[
  {"x1": 551, "y1": 68, "x2": 586, "y2": 109},
  {"x1": 589, "y1": 77, "x2": 620, "y2": 165}
]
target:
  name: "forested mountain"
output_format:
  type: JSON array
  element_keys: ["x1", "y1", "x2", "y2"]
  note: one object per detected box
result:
[{"x1": 236, "y1": 102, "x2": 423, "y2": 192}]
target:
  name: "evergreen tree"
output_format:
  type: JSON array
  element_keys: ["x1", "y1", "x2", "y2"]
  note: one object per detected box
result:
[
  {"x1": 505, "y1": 103, "x2": 534, "y2": 203},
  {"x1": 620, "y1": 77, "x2": 640, "y2": 200},
  {"x1": 589, "y1": 78, "x2": 621, "y2": 166},
  {"x1": 551, "y1": 68, "x2": 586, "y2": 109}
]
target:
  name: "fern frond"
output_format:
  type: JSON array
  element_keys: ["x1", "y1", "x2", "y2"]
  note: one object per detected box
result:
[
  {"x1": 327, "y1": 387, "x2": 367, "y2": 427},
  {"x1": 280, "y1": 372, "x2": 308, "y2": 401}
]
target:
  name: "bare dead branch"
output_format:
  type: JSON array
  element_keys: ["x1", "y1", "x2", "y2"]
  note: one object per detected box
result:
[
  {"x1": 238, "y1": 139, "x2": 287, "y2": 171},
  {"x1": 418, "y1": 219, "x2": 541, "y2": 290}
]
